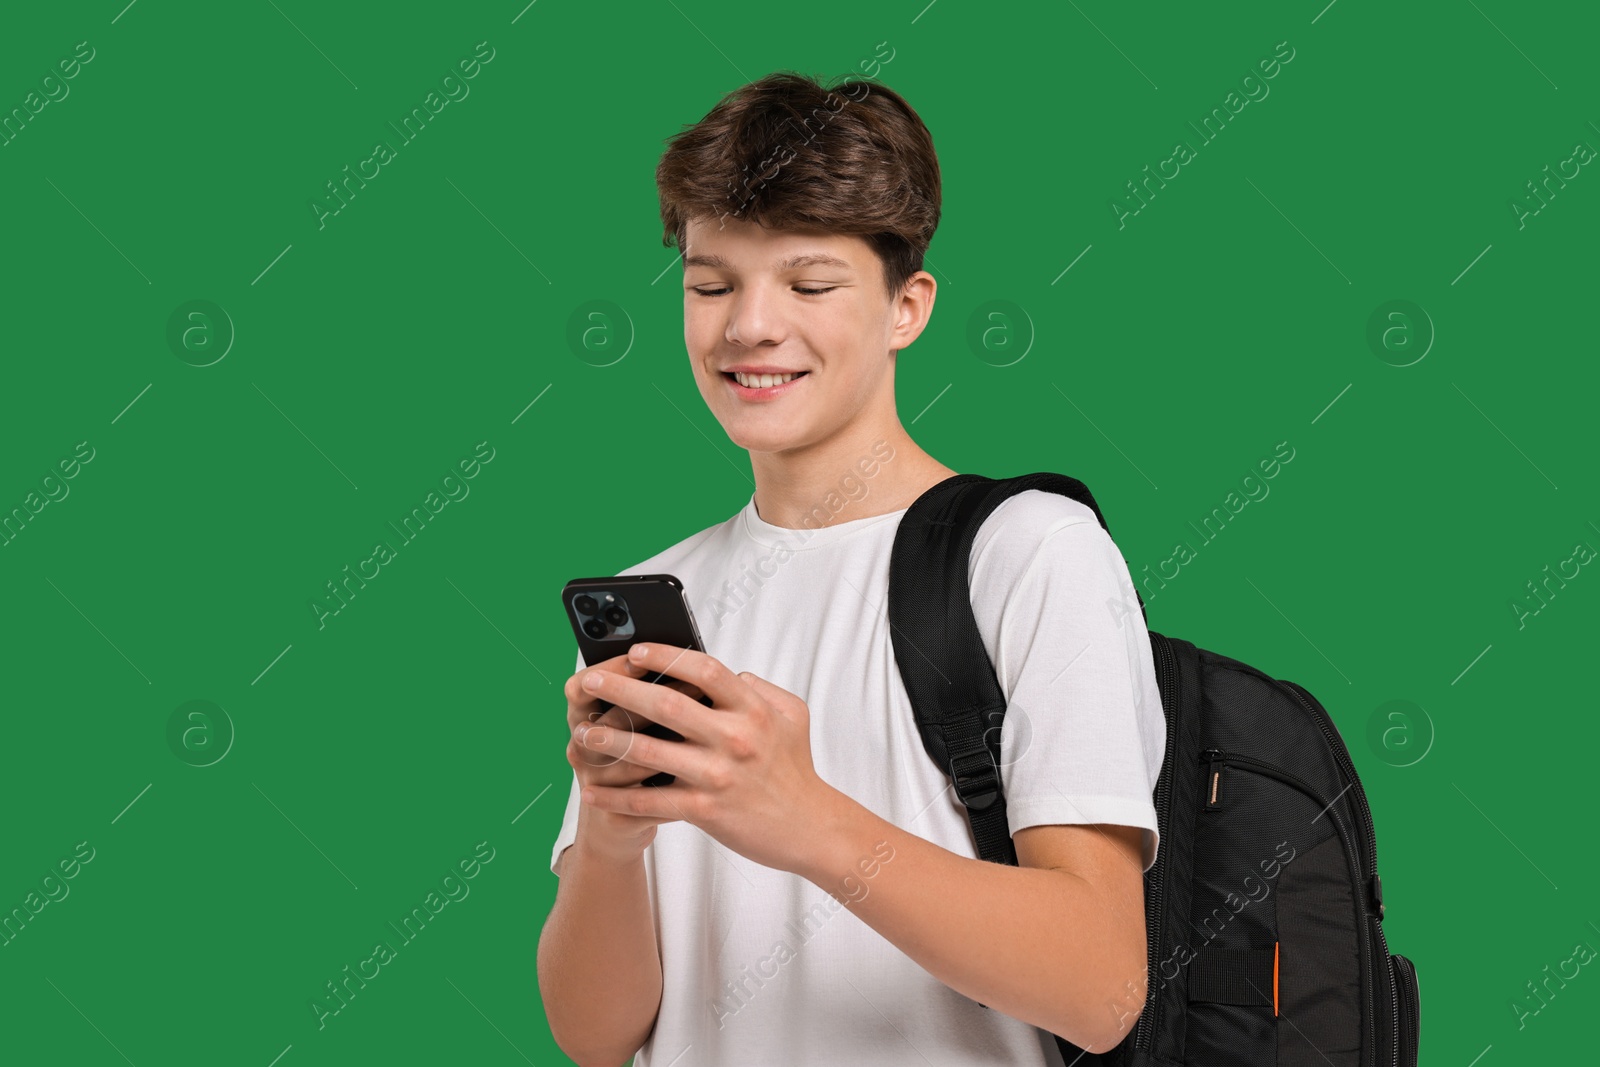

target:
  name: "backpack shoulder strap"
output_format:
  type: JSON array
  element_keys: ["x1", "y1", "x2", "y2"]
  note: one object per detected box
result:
[{"x1": 887, "y1": 471, "x2": 1145, "y2": 867}]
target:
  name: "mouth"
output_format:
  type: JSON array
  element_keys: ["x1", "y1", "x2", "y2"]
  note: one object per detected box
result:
[{"x1": 721, "y1": 370, "x2": 809, "y2": 401}]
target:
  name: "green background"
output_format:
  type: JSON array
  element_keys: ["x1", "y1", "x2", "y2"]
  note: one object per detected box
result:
[{"x1": 2, "y1": 1, "x2": 1594, "y2": 1064}]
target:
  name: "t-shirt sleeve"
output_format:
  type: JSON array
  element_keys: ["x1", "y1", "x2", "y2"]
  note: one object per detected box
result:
[
  {"x1": 968, "y1": 494, "x2": 1166, "y2": 873},
  {"x1": 549, "y1": 649, "x2": 585, "y2": 877}
]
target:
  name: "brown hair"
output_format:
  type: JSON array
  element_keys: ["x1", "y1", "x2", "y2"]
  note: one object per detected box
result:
[{"x1": 655, "y1": 71, "x2": 941, "y2": 302}]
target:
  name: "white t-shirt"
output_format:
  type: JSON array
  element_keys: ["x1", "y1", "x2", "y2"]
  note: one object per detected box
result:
[{"x1": 548, "y1": 488, "x2": 1165, "y2": 1066}]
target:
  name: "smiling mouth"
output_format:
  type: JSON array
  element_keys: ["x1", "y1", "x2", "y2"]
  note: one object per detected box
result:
[
  {"x1": 726, "y1": 371, "x2": 806, "y2": 383},
  {"x1": 721, "y1": 370, "x2": 809, "y2": 399},
  {"x1": 722, "y1": 370, "x2": 809, "y2": 387}
]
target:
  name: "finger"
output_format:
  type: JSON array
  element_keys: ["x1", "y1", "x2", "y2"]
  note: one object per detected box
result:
[
  {"x1": 572, "y1": 742, "x2": 678, "y2": 799},
  {"x1": 591, "y1": 650, "x2": 652, "y2": 680},
  {"x1": 623, "y1": 673, "x2": 708, "y2": 709},
  {"x1": 572, "y1": 713, "x2": 665, "y2": 771},
  {"x1": 583, "y1": 779, "x2": 691, "y2": 821},
  {"x1": 579, "y1": 663, "x2": 718, "y2": 744},
  {"x1": 568, "y1": 706, "x2": 679, "y2": 796},
  {"x1": 570, "y1": 715, "x2": 679, "y2": 787},
  {"x1": 574, "y1": 719, "x2": 701, "y2": 782},
  {"x1": 618, "y1": 651, "x2": 709, "y2": 705},
  {"x1": 622, "y1": 643, "x2": 743, "y2": 713},
  {"x1": 571, "y1": 735, "x2": 669, "y2": 786},
  {"x1": 565, "y1": 653, "x2": 654, "y2": 724},
  {"x1": 584, "y1": 704, "x2": 688, "y2": 754}
]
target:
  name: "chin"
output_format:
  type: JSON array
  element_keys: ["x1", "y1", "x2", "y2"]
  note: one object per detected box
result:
[
  {"x1": 726, "y1": 426, "x2": 802, "y2": 454},
  {"x1": 721, "y1": 416, "x2": 815, "y2": 455}
]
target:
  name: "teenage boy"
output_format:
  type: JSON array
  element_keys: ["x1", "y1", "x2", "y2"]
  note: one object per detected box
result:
[{"x1": 538, "y1": 71, "x2": 1165, "y2": 1067}]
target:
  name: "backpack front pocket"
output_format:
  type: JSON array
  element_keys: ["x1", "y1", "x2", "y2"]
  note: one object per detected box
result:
[{"x1": 1185, "y1": 752, "x2": 1365, "y2": 1066}]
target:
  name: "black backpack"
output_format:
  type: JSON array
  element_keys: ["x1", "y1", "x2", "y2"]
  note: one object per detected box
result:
[{"x1": 887, "y1": 472, "x2": 1420, "y2": 1067}]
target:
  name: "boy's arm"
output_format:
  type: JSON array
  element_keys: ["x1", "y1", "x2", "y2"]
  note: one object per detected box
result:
[
  {"x1": 540, "y1": 642, "x2": 663, "y2": 1067},
  {"x1": 537, "y1": 826, "x2": 662, "y2": 1067},
  {"x1": 799, "y1": 505, "x2": 1157, "y2": 1049},
  {"x1": 796, "y1": 790, "x2": 1148, "y2": 1052}
]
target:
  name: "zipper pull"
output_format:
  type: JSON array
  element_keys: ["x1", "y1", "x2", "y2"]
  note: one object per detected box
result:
[{"x1": 1203, "y1": 748, "x2": 1224, "y2": 809}]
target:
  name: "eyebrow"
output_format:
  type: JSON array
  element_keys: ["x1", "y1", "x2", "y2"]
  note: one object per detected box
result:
[{"x1": 682, "y1": 252, "x2": 855, "y2": 272}]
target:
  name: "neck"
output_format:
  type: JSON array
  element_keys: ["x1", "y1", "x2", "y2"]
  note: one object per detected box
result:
[{"x1": 747, "y1": 421, "x2": 957, "y2": 530}]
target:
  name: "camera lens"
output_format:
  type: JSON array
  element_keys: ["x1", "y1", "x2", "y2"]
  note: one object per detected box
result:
[
  {"x1": 574, "y1": 594, "x2": 598, "y2": 615},
  {"x1": 603, "y1": 605, "x2": 628, "y2": 626},
  {"x1": 582, "y1": 618, "x2": 607, "y2": 639}
]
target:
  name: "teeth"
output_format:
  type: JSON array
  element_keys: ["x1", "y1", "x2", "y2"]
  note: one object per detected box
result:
[{"x1": 734, "y1": 371, "x2": 801, "y2": 389}]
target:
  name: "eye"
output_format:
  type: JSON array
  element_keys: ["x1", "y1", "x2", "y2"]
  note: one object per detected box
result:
[{"x1": 689, "y1": 286, "x2": 838, "y2": 297}]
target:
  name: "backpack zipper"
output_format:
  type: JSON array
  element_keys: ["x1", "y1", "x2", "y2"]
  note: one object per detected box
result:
[
  {"x1": 1133, "y1": 632, "x2": 1180, "y2": 1054},
  {"x1": 1380, "y1": 906, "x2": 1398, "y2": 1067},
  {"x1": 1197, "y1": 748, "x2": 1375, "y2": 1066},
  {"x1": 1390, "y1": 954, "x2": 1419, "y2": 1066},
  {"x1": 1279, "y1": 680, "x2": 1380, "y2": 909},
  {"x1": 1276, "y1": 679, "x2": 1397, "y2": 1067}
]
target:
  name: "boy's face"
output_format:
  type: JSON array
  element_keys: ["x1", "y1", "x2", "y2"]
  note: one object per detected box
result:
[{"x1": 680, "y1": 215, "x2": 932, "y2": 457}]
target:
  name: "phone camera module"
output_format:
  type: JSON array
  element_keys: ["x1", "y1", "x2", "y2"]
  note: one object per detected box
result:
[{"x1": 573, "y1": 589, "x2": 635, "y2": 641}]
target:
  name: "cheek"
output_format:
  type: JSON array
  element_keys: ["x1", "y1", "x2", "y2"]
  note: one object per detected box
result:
[{"x1": 684, "y1": 307, "x2": 721, "y2": 352}]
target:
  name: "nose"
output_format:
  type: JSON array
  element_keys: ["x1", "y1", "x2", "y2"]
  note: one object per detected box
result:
[{"x1": 724, "y1": 283, "x2": 787, "y2": 348}]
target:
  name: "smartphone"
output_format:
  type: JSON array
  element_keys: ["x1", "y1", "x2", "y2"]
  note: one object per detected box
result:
[{"x1": 560, "y1": 574, "x2": 710, "y2": 787}]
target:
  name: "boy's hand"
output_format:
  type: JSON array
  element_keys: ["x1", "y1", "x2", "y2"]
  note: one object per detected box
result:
[
  {"x1": 564, "y1": 651, "x2": 707, "y2": 864},
  {"x1": 572, "y1": 642, "x2": 842, "y2": 875}
]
